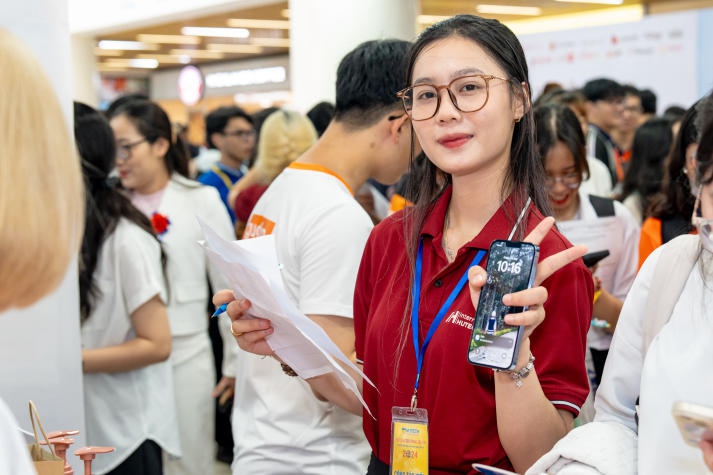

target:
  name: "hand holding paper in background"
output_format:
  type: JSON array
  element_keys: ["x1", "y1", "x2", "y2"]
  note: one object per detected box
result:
[{"x1": 199, "y1": 221, "x2": 374, "y2": 414}]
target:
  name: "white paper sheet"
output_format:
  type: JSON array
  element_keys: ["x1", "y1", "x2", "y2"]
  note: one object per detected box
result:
[{"x1": 199, "y1": 220, "x2": 375, "y2": 414}]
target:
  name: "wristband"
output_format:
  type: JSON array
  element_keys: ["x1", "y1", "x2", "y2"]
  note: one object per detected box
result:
[
  {"x1": 494, "y1": 352, "x2": 535, "y2": 388},
  {"x1": 593, "y1": 289, "x2": 602, "y2": 304}
]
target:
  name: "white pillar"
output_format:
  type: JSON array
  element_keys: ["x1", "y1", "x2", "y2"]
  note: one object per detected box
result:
[
  {"x1": 0, "y1": 3, "x2": 86, "y2": 474},
  {"x1": 288, "y1": 0, "x2": 419, "y2": 112},
  {"x1": 72, "y1": 33, "x2": 99, "y2": 108}
]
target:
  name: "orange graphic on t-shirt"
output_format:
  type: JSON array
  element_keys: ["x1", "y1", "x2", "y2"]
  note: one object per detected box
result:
[{"x1": 243, "y1": 214, "x2": 275, "y2": 239}]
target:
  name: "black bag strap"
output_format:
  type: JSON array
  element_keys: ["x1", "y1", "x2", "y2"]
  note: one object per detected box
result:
[
  {"x1": 660, "y1": 213, "x2": 692, "y2": 244},
  {"x1": 588, "y1": 195, "x2": 616, "y2": 218}
]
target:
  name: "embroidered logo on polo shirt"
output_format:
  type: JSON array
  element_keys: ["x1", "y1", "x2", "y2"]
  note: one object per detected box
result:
[
  {"x1": 243, "y1": 214, "x2": 275, "y2": 239},
  {"x1": 444, "y1": 310, "x2": 474, "y2": 330}
]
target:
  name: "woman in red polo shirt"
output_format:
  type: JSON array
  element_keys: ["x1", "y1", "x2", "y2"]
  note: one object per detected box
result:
[{"x1": 221, "y1": 15, "x2": 592, "y2": 475}]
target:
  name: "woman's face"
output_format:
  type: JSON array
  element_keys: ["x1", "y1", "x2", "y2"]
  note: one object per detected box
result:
[
  {"x1": 544, "y1": 140, "x2": 580, "y2": 219},
  {"x1": 110, "y1": 114, "x2": 169, "y2": 194},
  {"x1": 409, "y1": 36, "x2": 523, "y2": 181}
]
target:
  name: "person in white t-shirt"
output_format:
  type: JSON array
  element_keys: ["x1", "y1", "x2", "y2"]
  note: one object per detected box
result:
[
  {"x1": 0, "y1": 28, "x2": 84, "y2": 475},
  {"x1": 535, "y1": 103, "x2": 639, "y2": 389},
  {"x1": 221, "y1": 39, "x2": 416, "y2": 475},
  {"x1": 75, "y1": 103, "x2": 180, "y2": 475}
]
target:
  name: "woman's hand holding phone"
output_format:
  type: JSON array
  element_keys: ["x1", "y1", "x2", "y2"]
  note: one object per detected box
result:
[{"x1": 467, "y1": 217, "x2": 587, "y2": 342}]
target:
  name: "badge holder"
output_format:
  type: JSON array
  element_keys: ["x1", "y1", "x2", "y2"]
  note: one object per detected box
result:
[{"x1": 390, "y1": 401, "x2": 428, "y2": 475}]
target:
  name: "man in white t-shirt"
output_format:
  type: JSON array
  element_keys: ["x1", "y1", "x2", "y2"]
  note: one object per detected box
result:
[{"x1": 234, "y1": 39, "x2": 416, "y2": 474}]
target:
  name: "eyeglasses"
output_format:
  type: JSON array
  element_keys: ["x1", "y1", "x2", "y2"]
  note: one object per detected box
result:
[
  {"x1": 545, "y1": 172, "x2": 581, "y2": 189},
  {"x1": 116, "y1": 138, "x2": 148, "y2": 161},
  {"x1": 396, "y1": 74, "x2": 509, "y2": 121},
  {"x1": 692, "y1": 191, "x2": 713, "y2": 236},
  {"x1": 222, "y1": 129, "x2": 256, "y2": 140}
]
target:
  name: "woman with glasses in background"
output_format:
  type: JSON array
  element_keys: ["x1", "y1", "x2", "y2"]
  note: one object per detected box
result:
[
  {"x1": 221, "y1": 15, "x2": 592, "y2": 473},
  {"x1": 535, "y1": 103, "x2": 640, "y2": 398},
  {"x1": 108, "y1": 99, "x2": 236, "y2": 475}
]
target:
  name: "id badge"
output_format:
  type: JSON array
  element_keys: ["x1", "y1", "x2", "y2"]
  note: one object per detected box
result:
[{"x1": 390, "y1": 406, "x2": 428, "y2": 475}]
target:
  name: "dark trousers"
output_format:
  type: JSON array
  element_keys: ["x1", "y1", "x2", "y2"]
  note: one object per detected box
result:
[
  {"x1": 107, "y1": 439, "x2": 162, "y2": 475},
  {"x1": 208, "y1": 307, "x2": 234, "y2": 460},
  {"x1": 367, "y1": 453, "x2": 390, "y2": 475}
]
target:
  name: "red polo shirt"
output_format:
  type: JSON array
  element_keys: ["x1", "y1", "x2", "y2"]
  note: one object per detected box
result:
[{"x1": 354, "y1": 187, "x2": 592, "y2": 474}]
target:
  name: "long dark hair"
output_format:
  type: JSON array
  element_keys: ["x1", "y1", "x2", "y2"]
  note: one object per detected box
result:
[
  {"x1": 648, "y1": 101, "x2": 699, "y2": 220},
  {"x1": 534, "y1": 103, "x2": 590, "y2": 181},
  {"x1": 75, "y1": 102, "x2": 161, "y2": 322},
  {"x1": 107, "y1": 99, "x2": 190, "y2": 178},
  {"x1": 402, "y1": 15, "x2": 548, "y2": 262},
  {"x1": 618, "y1": 117, "x2": 674, "y2": 217}
]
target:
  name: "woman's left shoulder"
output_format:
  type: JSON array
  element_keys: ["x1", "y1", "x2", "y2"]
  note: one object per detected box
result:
[{"x1": 170, "y1": 174, "x2": 203, "y2": 190}]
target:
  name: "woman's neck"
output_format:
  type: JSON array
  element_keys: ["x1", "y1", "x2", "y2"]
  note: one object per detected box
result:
[
  {"x1": 137, "y1": 172, "x2": 170, "y2": 195},
  {"x1": 444, "y1": 170, "x2": 509, "y2": 253}
]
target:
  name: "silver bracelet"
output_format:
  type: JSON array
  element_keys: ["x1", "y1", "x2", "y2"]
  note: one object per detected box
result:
[{"x1": 494, "y1": 352, "x2": 535, "y2": 388}]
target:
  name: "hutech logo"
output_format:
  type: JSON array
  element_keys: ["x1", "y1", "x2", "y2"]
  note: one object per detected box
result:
[{"x1": 445, "y1": 311, "x2": 474, "y2": 330}]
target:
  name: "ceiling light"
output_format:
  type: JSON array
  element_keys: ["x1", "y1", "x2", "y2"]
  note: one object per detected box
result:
[
  {"x1": 555, "y1": 0, "x2": 623, "y2": 4},
  {"x1": 207, "y1": 44, "x2": 264, "y2": 54},
  {"x1": 417, "y1": 15, "x2": 450, "y2": 24},
  {"x1": 97, "y1": 40, "x2": 159, "y2": 51},
  {"x1": 129, "y1": 59, "x2": 158, "y2": 69},
  {"x1": 136, "y1": 34, "x2": 201, "y2": 45},
  {"x1": 477, "y1": 4, "x2": 542, "y2": 15},
  {"x1": 227, "y1": 19, "x2": 290, "y2": 29},
  {"x1": 169, "y1": 49, "x2": 225, "y2": 59},
  {"x1": 103, "y1": 58, "x2": 158, "y2": 69},
  {"x1": 180, "y1": 27, "x2": 249, "y2": 39}
]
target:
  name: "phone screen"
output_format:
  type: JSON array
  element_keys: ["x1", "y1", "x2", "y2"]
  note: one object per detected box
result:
[{"x1": 467, "y1": 240, "x2": 539, "y2": 370}]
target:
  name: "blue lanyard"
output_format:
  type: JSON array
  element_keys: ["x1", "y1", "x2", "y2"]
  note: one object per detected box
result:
[{"x1": 410, "y1": 239, "x2": 486, "y2": 409}]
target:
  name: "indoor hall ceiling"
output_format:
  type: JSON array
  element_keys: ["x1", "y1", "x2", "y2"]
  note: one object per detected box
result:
[{"x1": 95, "y1": 0, "x2": 713, "y2": 74}]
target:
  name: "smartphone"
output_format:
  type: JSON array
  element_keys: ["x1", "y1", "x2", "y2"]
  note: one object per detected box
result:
[
  {"x1": 467, "y1": 240, "x2": 539, "y2": 371},
  {"x1": 582, "y1": 250, "x2": 610, "y2": 268},
  {"x1": 672, "y1": 401, "x2": 713, "y2": 447}
]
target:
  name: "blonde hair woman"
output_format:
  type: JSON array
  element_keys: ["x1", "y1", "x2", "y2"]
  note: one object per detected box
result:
[
  {"x1": 228, "y1": 110, "x2": 317, "y2": 237},
  {"x1": 0, "y1": 28, "x2": 84, "y2": 473}
]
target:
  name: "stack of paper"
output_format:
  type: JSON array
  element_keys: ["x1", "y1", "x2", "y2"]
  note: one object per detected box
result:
[{"x1": 199, "y1": 221, "x2": 374, "y2": 414}]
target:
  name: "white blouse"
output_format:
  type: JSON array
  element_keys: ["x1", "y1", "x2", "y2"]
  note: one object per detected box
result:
[{"x1": 81, "y1": 219, "x2": 180, "y2": 474}]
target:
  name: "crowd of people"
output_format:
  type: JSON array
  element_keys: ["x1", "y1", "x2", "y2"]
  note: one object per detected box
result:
[{"x1": 3, "y1": 10, "x2": 713, "y2": 475}]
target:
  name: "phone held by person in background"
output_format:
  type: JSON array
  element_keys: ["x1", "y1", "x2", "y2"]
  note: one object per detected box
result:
[
  {"x1": 582, "y1": 249, "x2": 610, "y2": 268},
  {"x1": 673, "y1": 401, "x2": 713, "y2": 447},
  {"x1": 467, "y1": 240, "x2": 539, "y2": 371}
]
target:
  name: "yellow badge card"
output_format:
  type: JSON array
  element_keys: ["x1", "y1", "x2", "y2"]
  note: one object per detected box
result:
[{"x1": 390, "y1": 407, "x2": 428, "y2": 475}]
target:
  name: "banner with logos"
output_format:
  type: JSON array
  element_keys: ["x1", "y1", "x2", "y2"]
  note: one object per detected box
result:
[{"x1": 520, "y1": 10, "x2": 698, "y2": 111}]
